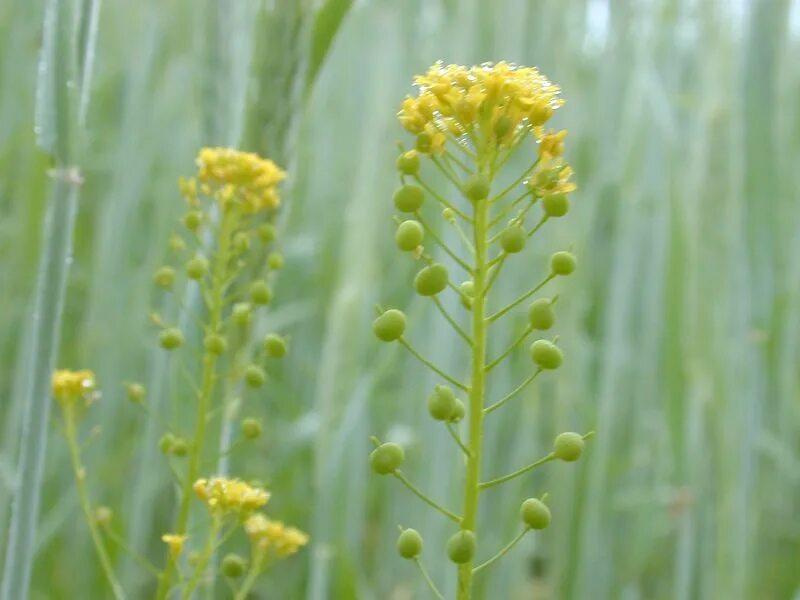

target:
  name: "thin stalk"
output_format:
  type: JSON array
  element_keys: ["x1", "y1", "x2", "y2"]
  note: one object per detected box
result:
[
  {"x1": 234, "y1": 549, "x2": 266, "y2": 600},
  {"x1": 484, "y1": 370, "x2": 542, "y2": 415},
  {"x1": 486, "y1": 326, "x2": 533, "y2": 373},
  {"x1": 398, "y1": 339, "x2": 468, "y2": 392},
  {"x1": 487, "y1": 275, "x2": 555, "y2": 323},
  {"x1": 392, "y1": 471, "x2": 461, "y2": 523},
  {"x1": 472, "y1": 528, "x2": 530, "y2": 574},
  {"x1": 432, "y1": 297, "x2": 472, "y2": 346},
  {"x1": 446, "y1": 423, "x2": 471, "y2": 457},
  {"x1": 180, "y1": 516, "x2": 222, "y2": 599},
  {"x1": 414, "y1": 558, "x2": 446, "y2": 600},
  {"x1": 412, "y1": 175, "x2": 471, "y2": 223},
  {"x1": 415, "y1": 212, "x2": 472, "y2": 273},
  {"x1": 479, "y1": 454, "x2": 556, "y2": 490}
]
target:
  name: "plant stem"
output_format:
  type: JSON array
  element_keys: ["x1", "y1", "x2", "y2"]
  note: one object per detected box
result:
[
  {"x1": 181, "y1": 516, "x2": 222, "y2": 600},
  {"x1": 234, "y1": 549, "x2": 266, "y2": 600},
  {"x1": 393, "y1": 471, "x2": 461, "y2": 523},
  {"x1": 472, "y1": 528, "x2": 530, "y2": 574},
  {"x1": 479, "y1": 454, "x2": 556, "y2": 490}
]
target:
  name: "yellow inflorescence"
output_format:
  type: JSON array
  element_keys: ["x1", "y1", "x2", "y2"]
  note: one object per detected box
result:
[
  {"x1": 398, "y1": 61, "x2": 564, "y2": 152},
  {"x1": 187, "y1": 147, "x2": 287, "y2": 213},
  {"x1": 52, "y1": 369, "x2": 96, "y2": 404},
  {"x1": 244, "y1": 513, "x2": 309, "y2": 557},
  {"x1": 161, "y1": 533, "x2": 187, "y2": 559},
  {"x1": 192, "y1": 477, "x2": 270, "y2": 515}
]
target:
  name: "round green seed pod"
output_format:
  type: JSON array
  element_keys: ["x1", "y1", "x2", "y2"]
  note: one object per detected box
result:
[
  {"x1": 257, "y1": 223, "x2": 277, "y2": 243},
  {"x1": 520, "y1": 498, "x2": 551, "y2": 530},
  {"x1": 415, "y1": 132, "x2": 432, "y2": 153},
  {"x1": 530, "y1": 339, "x2": 563, "y2": 370},
  {"x1": 267, "y1": 252, "x2": 284, "y2": 270},
  {"x1": 153, "y1": 266, "x2": 176, "y2": 290},
  {"x1": 427, "y1": 385, "x2": 456, "y2": 421},
  {"x1": 171, "y1": 437, "x2": 188, "y2": 457},
  {"x1": 125, "y1": 382, "x2": 145, "y2": 403},
  {"x1": 159, "y1": 328, "x2": 184, "y2": 350},
  {"x1": 542, "y1": 193, "x2": 569, "y2": 218},
  {"x1": 460, "y1": 280, "x2": 475, "y2": 309},
  {"x1": 463, "y1": 174, "x2": 490, "y2": 202},
  {"x1": 182, "y1": 210, "x2": 203, "y2": 232},
  {"x1": 158, "y1": 433, "x2": 175, "y2": 454},
  {"x1": 397, "y1": 150, "x2": 421, "y2": 175},
  {"x1": 369, "y1": 442, "x2": 404, "y2": 475},
  {"x1": 550, "y1": 251, "x2": 577, "y2": 276},
  {"x1": 447, "y1": 530, "x2": 476, "y2": 564},
  {"x1": 449, "y1": 398, "x2": 465, "y2": 423},
  {"x1": 263, "y1": 333, "x2": 288, "y2": 358},
  {"x1": 441, "y1": 208, "x2": 455, "y2": 222},
  {"x1": 395, "y1": 220, "x2": 424, "y2": 251},
  {"x1": 373, "y1": 309, "x2": 406, "y2": 342},
  {"x1": 553, "y1": 431, "x2": 584, "y2": 462},
  {"x1": 221, "y1": 554, "x2": 247, "y2": 578},
  {"x1": 232, "y1": 303, "x2": 253, "y2": 326},
  {"x1": 528, "y1": 298, "x2": 554, "y2": 330},
  {"x1": 393, "y1": 185, "x2": 425, "y2": 213},
  {"x1": 500, "y1": 226, "x2": 526, "y2": 254},
  {"x1": 414, "y1": 263, "x2": 449, "y2": 296},
  {"x1": 250, "y1": 280, "x2": 272, "y2": 305},
  {"x1": 244, "y1": 364, "x2": 267, "y2": 388},
  {"x1": 204, "y1": 333, "x2": 227, "y2": 355},
  {"x1": 396, "y1": 528, "x2": 423, "y2": 559},
  {"x1": 494, "y1": 115, "x2": 513, "y2": 138},
  {"x1": 186, "y1": 256, "x2": 209, "y2": 280},
  {"x1": 233, "y1": 232, "x2": 251, "y2": 255},
  {"x1": 241, "y1": 418, "x2": 262, "y2": 440}
]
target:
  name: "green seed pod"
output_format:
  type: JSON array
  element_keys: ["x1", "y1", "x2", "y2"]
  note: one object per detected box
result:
[
  {"x1": 373, "y1": 309, "x2": 406, "y2": 342},
  {"x1": 182, "y1": 210, "x2": 203, "y2": 232},
  {"x1": 447, "y1": 530, "x2": 476, "y2": 564},
  {"x1": 396, "y1": 150, "x2": 421, "y2": 175},
  {"x1": 125, "y1": 382, "x2": 145, "y2": 403},
  {"x1": 267, "y1": 252, "x2": 284, "y2": 270},
  {"x1": 221, "y1": 553, "x2": 247, "y2": 578},
  {"x1": 530, "y1": 339, "x2": 563, "y2": 370},
  {"x1": 159, "y1": 327, "x2": 184, "y2": 350},
  {"x1": 186, "y1": 255, "x2": 209, "y2": 280},
  {"x1": 153, "y1": 266, "x2": 176, "y2": 290},
  {"x1": 232, "y1": 302, "x2": 253, "y2": 326},
  {"x1": 550, "y1": 251, "x2": 577, "y2": 276},
  {"x1": 257, "y1": 223, "x2": 277, "y2": 243},
  {"x1": 463, "y1": 174, "x2": 490, "y2": 202},
  {"x1": 427, "y1": 385, "x2": 456, "y2": 421},
  {"x1": 204, "y1": 333, "x2": 227, "y2": 355},
  {"x1": 542, "y1": 193, "x2": 569, "y2": 217},
  {"x1": 233, "y1": 232, "x2": 251, "y2": 254},
  {"x1": 244, "y1": 364, "x2": 267, "y2": 388},
  {"x1": 158, "y1": 433, "x2": 175, "y2": 454},
  {"x1": 449, "y1": 398, "x2": 465, "y2": 423},
  {"x1": 395, "y1": 220, "x2": 424, "y2": 251},
  {"x1": 520, "y1": 498, "x2": 551, "y2": 530},
  {"x1": 369, "y1": 442, "x2": 405, "y2": 475},
  {"x1": 250, "y1": 280, "x2": 272, "y2": 305},
  {"x1": 553, "y1": 431, "x2": 584, "y2": 462},
  {"x1": 528, "y1": 298, "x2": 554, "y2": 330},
  {"x1": 263, "y1": 333, "x2": 288, "y2": 358},
  {"x1": 241, "y1": 418, "x2": 262, "y2": 440},
  {"x1": 414, "y1": 263, "x2": 449, "y2": 296},
  {"x1": 494, "y1": 114, "x2": 513, "y2": 138},
  {"x1": 397, "y1": 528, "x2": 423, "y2": 559},
  {"x1": 441, "y1": 208, "x2": 455, "y2": 223},
  {"x1": 393, "y1": 185, "x2": 425, "y2": 213},
  {"x1": 500, "y1": 226, "x2": 526, "y2": 254},
  {"x1": 459, "y1": 280, "x2": 475, "y2": 308},
  {"x1": 171, "y1": 437, "x2": 188, "y2": 457},
  {"x1": 168, "y1": 234, "x2": 186, "y2": 253},
  {"x1": 415, "y1": 132, "x2": 432, "y2": 153}
]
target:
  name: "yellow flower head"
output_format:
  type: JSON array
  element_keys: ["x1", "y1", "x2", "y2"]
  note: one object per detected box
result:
[
  {"x1": 52, "y1": 369, "x2": 96, "y2": 405},
  {"x1": 244, "y1": 513, "x2": 309, "y2": 557},
  {"x1": 192, "y1": 477, "x2": 270, "y2": 515},
  {"x1": 398, "y1": 61, "x2": 564, "y2": 152},
  {"x1": 161, "y1": 533, "x2": 187, "y2": 559},
  {"x1": 529, "y1": 159, "x2": 577, "y2": 197},
  {"x1": 193, "y1": 147, "x2": 287, "y2": 213}
]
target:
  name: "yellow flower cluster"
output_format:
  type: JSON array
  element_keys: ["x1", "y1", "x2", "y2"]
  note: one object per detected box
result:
[
  {"x1": 398, "y1": 61, "x2": 564, "y2": 152},
  {"x1": 244, "y1": 513, "x2": 309, "y2": 557},
  {"x1": 52, "y1": 369, "x2": 96, "y2": 404},
  {"x1": 161, "y1": 533, "x2": 187, "y2": 559},
  {"x1": 192, "y1": 477, "x2": 270, "y2": 515},
  {"x1": 191, "y1": 147, "x2": 287, "y2": 213}
]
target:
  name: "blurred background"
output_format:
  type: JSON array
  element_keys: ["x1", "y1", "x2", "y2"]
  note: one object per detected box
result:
[{"x1": 1, "y1": 0, "x2": 799, "y2": 598}]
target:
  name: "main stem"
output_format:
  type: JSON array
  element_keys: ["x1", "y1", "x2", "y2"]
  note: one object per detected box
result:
[
  {"x1": 156, "y1": 212, "x2": 234, "y2": 599},
  {"x1": 457, "y1": 174, "x2": 489, "y2": 599}
]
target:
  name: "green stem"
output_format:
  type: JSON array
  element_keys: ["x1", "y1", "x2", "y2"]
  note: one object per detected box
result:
[
  {"x1": 181, "y1": 516, "x2": 222, "y2": 599},
  {"x1": 234, "y1": 548, "x2": 266, "y2": 600},
  {"x1": 398, "y1": 339, "x2": 468, "y2": 392},
  {"x1": 64, "y1": 407, "x2": 127, "y2": 600},
  {"x1": 479, "y1": 454, "x2": 556, "y2": 490},
  {"x1": 485, "y1": 326, "x2": 533, "y2": 373},
  {"x1": 415, "y1": 212, "x2": 472, "y2": 273},
  {"x1": 487, "y1": 275, "x2": 554, "y2": 323},
  {"x1": 414, "y1": 558, "x2": 446, "y2": 600},
  {"x1": 472, "y1": 528, "x2": 530, "y2": 574},
  {"x1": 446, "y1": 423, "x2": 471, "y2": 457},
  {"x1": 393, "y1": 471, "x2": 461, "y2": 523},
  {"x1": 432, "y1": 297, "x2": 472, "y2": 346},
  {"x1": 483, "y1": 370, "x2": 542, "y2": 415},
  {"x1": 412, "y1": 175, "x2": 471, "y2": 223}
]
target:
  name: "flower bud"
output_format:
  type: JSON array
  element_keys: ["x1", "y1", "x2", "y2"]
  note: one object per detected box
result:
[
  {"x1": 553, "y1": 431, "x2": 584, "y2": 461},
  {"x1": 397, "y1": 528, "x2": 423, "y2": 559},
  {"x1": 373, "y1": 309, "x2": 406, "y2": 342},
  {"x1": 160, "y1": 328, "x2": 184, "y2": 350},
  {"x1": 395, "y1": 220, "x2": 424, "y2": 251},
  {"x1": 460, "y1": 281, "x2": 475, "y2": 308},
  {"x1": 449, "y1": 398, "x2": 465, "y2": 423},
  {"x1": 442, "y1": 208, "x2": 455, "y2": 222},
  {"x1": 125, "y1": 382, "x2": 145, "y2": 403},
  {"x1": 204, "y1": 333, "x2": 227, "y2": 355},
  {"x1": 494, "y1": 115, "x2": 513, "y2": 138},
  {"x1": 396, "y1": 150, "x2": 421, "y2": 175},
  {"x1": 221, "y1": 553, "x2": 247, "y2": 578},
  {"x1": 520, "y1": 498, "x2": 551, "y2": 529},
  {"x1": 233, "y1": 232, "x2": 251, "y2": 254},
  {"x1": 414, "y1": 263, "x2": 448, "y2": 296},
  {"x1": 232, "y1": 303, "x2": 252, "y2": 326},
  {"x1": 528, "y1": 298, "x2": 554, "y2": 330},
  {"x1": 530, "y1": 339, "x2": 563, "y2": 370},
  {"x1": 168, "y1": 234, "x2": 186, "y2": 253},
  {"x1": 159, "y1": 433, "x2": 175, "y2": 454},
  {"x1": 550, "y1": 251, "x2": 576, "y2": 276},
  {"x1": 542, "y1": 193, "x2": 569, "y2": 217},
  {"x1": 171, "y1": 437, "x2": 188, "y2": 457},
  {"x1": 182, "y1": 210, "x2": 203, "y2": 232},
  {"x1": 153, "y1": 266, "x2": 176, "y2": 290},
  {"x1": 263, "y1": 334, "x2": 288, "y2": 358},
  {"x1": 369, "y1": 442, "x2": 404, "y2": 475},
  {"x1": 267, "y1": 252, "x2": 284, "y2": 270},
  {"x1": 463, "y1": 174, "x2": 490, "y2": 202},
  {"x1": 499, "y1": 226, "x2": 526, "y2": 254},
  {"x1": 393, "y1": 185, "x2": 425, "y2": 213},
  {"x1": 250, "y1": 280, "x2": 272, "y2": 305},
  {"x1": 186, "y1": 255, "x2": 209, "y2": 280},
  {"x1": 415, "y1": 132, "x2": 432, "y2": 153},
  {"x1": 244, "y1": 364, "x2": 267, "y2": 388},
  {"x1": 241, "y1": 418, "x2": 262, "y2": 440},
  {"x1": 427, "y1": 385, "x2": 456, "y2": 421},
  {"x1": 257, "y1": 223, "x2": 277, "y2": 243},
  {"x1": 447, "y1": 530, "x2": 476, "y2": 564}
]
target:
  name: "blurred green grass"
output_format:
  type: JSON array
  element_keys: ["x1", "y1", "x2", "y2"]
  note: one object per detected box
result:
[{"x1": 2, "y1": 0, "x2": 800, "y2": 599}]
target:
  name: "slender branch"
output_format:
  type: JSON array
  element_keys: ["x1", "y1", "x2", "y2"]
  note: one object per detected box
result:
[
  {"x1": 451, "y1": 217, "x2": 477, "y2": 256},
  {"x1": 527, "y1": 215, "x2": 548, "y2": 238},
  {"x1": 413, "y1": 175, "x2": 471, "y2": 223},
  {"x1": 472, "y1": 528, "x2": 530, "y2": 573},
  {"x1": 487, "y1": 275, "x2": 554, "y2": 323},
  {"x1": 446, "y1": 423, "x2": 471, "y2": 457},
  {"x1": 479, "y1": 454, "x2": 556, "y2": 489},
  {"x1": 233, "y1": 548, "x2": 266, "y2": 600},
  {"x1": 431, "y1": 154, "x2": 465, "y2": 192},
  {"x1": 414, "y1": 558, "x2": 446, "y2": 600},
  {"x1": 415, "y1": 212, "x2": 472, "y2": 273},
  {"x1": 398, "y1": 338, "x2": 469, "y2": 392},
  {"x1": 489, "y1": 158, "x2": 539, "y2": 205},
  {"x1": 181, "y1": 516, "x2": 222, "y2": 599},
  {"x1": 483, "y1": 255, "x2": 506, "y2": 297},
  {"x1": 485, "y1": 326, "x2": 533, "y2": 373},
  {"x1": 104, "y1": 525, "x2": 161, "y2": 577},
  {"x1": 432, "y1": 297, "x2": 472, "y2": 346},
  {"x1": 488, "y1": 190, "x2": 533, "y2": 229},
  {"x1": 444, "y1": 149, "x2": 472, "y2": 174},
  {"x1": 483, "y1": 369, "x2": 542, "y2": 415},
  {"x1": 393, "y1": 471, "x2": 461, "y2": 523}
]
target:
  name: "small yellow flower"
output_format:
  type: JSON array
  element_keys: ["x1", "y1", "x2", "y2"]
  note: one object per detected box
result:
[
  {"x1": 529, "y1": 160, "x2": 577, "y2": 197},
  {"x1": 244, "y1": 513, "x2": 309, "y2": 557},
  {"x1": 52, "y1": 369, "x2": 96, "y2": 405},
  {"x1": 161, "y1": 533, "x2": 187, "y2": 559},
  {"x1": 538, "y1": 130, "x2": 568, "y2": 160},
  {"x1": 193, "y1": 477, "x2": 270, "y2": 515}
]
